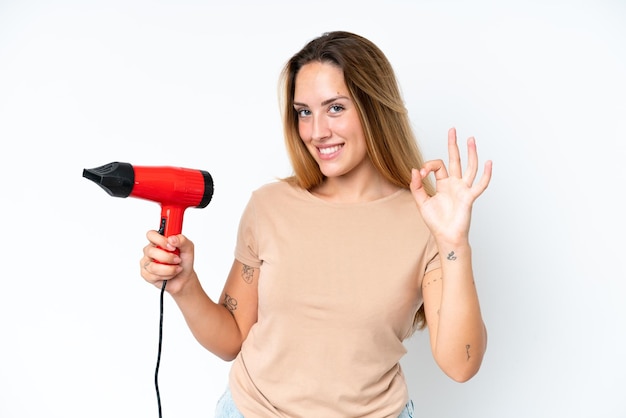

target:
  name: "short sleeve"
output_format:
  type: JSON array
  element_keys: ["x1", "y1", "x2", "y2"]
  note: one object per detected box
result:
[
  {"x1": 234, "y1": 194, "x2": 263, "y2": 268},
  {"x1": 424, "y1": 234, "x2": 441, "y2": 274}
]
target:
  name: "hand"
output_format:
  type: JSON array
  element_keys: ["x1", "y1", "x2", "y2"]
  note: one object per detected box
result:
[
  {"x1": 140, "y1": 230, "x2": 196, "y2": 294},
  {"x1": 410, "y1": 127, "x2": 492, "y2": 244}
]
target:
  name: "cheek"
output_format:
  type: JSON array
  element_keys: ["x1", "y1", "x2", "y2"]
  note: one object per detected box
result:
[
  {"x1": 333, "y1": 114, "x2": 358, "y2": 136},
  {"x1": 298, "y1": 121, "x2": 311, "y2": 143}
]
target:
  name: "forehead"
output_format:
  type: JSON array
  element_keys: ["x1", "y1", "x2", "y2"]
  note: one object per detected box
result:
[{"x1": 294, "y1": 62, "x2": 348, "y2": 101}]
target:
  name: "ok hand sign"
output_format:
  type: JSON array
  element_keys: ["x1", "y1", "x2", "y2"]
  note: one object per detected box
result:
[{"x1": 410, "y1": 128, "x2": 493, "y2": 244}]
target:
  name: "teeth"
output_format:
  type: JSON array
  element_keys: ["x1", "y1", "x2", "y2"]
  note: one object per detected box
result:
[{"x1": 319, "y1": 145, "x2": 342, "y2": 155}]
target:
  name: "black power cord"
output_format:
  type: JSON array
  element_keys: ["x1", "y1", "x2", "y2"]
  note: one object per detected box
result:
[{"x1": 155, "y1": 280, "x2": 166, "y2": 418}]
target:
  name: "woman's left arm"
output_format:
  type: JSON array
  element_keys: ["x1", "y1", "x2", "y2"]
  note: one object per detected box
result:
[{"x1": 410, "y1": 127, "x2": 492, "y2": 382}]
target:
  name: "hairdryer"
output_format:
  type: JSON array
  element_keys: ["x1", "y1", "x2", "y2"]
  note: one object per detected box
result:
[{"x1": 82, "y1": 161, "x2": 214, "y2": 251}]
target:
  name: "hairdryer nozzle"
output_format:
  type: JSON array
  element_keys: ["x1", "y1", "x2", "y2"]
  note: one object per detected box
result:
[{"x1": 83, "y1": 162, "x2": 135, "y2": 198}]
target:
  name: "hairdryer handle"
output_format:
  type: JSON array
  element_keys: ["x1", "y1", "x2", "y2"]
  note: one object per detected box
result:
[{"x1": 155, "y1": 206, "x2": 184, "y2": 259}]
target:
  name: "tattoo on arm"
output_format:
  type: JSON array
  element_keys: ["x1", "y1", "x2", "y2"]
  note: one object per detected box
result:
[
  {"x1": 447, "y1": 251, "x2": 457, "y2": 261},
  {"x1": 466, "y1": 344, "x2": 471, "y2": 361},
  {"x1": 422, "y1": 275, "x2": 442, "y2": 289},
  {"x1": 241, "y1": 264, "x2": 255, "y2": 284},
  {"x1": 223, "y1": 293, "x2": 238, "y2": 315}
]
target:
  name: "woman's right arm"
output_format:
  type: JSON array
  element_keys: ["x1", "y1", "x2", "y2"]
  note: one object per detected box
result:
[{"x1": 140, "y1": 230, "x2": 259, "y2": 361}]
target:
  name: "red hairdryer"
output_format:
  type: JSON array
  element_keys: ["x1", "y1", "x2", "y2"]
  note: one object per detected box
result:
[{"x1": 83, "y1": 161, "x2": 214, "y2": 249}]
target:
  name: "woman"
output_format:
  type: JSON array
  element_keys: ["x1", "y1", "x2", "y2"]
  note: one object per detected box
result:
[{"x1": 141, "y1": 30, "x2": 492, "y2": 417}]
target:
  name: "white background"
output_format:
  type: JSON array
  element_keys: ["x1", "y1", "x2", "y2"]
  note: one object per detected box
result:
[{"x1": 1, "y1": 1, "x2": 625, "y2": 417}]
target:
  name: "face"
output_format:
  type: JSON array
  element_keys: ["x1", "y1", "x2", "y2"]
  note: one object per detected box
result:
[{"x1": 293, "y1": 61, "x2": 372, "y2": 180}]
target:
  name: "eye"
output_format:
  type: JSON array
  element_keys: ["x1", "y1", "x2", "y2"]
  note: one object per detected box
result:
[
  {"x1": 295, "y1": 108, "x2": 311, "y2": 118},
  {"x1": 328, "y1": 104, "x2": 345, "y2": 114}
]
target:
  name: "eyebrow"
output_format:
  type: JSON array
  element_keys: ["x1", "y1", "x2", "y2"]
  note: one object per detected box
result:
[{"x1": 293, "y1": 95, "x2": 350, "y2": 107}]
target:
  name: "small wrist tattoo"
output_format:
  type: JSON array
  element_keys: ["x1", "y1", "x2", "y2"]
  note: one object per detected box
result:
[{"x1": 447, "y1": 251, "x2": 457, "y2": 261}]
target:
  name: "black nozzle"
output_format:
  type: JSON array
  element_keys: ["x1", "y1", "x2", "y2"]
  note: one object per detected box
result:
[{"x1": 82, "y1": 162, "x2": 135, "y2": 198}]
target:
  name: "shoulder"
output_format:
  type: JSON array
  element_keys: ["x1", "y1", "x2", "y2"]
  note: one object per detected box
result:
[
  {"x1": 250, "y1": 180, "x2": 305, "y2": 202},
  {"x1": 253, "y1": 180, "x2": 291, "y2": 194}
]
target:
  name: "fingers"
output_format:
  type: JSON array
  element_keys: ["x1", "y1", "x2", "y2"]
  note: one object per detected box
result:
[
  {"x1": 141, "y1": 255, "x2": 182, "y2": 291},
  {"x1": 463, "y1": 136, "x2": 479, "y2": 186},
  {"x1": 145, "y1": 230, "x2": 185, "y2": 258},
  {"x1": 447, "y1": 128, "x2": 489, "y2": 190},
  {"x1": 473, "y1": 160, "x2": 493, "y2": 198},
  {"x1": 448, "y1": 127, "x2": 479, "y2": 183},
  {"x1": 141, "y1": 230, "x2": 186, "y2": 286},
  {"x1": 141, "y1": 256, "x2": 182, "y2": 278},
  {"x1": 420, "y1": 159, "x2": 448, "y2": 181},
  {"x1": 463, "y1": 135, "x2": 492, "y2": 197},
  {"x1": 144, "y1": 231, "x2": 177, "y2": 262},
  {"x1": 447, "y1": 127, "x2": 462, "y2": 178},
  {"x1": 415, "y1": 128, "x2": 491, "y2": 197},
  {"x1": 141, "y1": 247, "x2": 181, "y2": 275},
  {"x1": 146, "y1": 229, "x2": 167, "y2": 248},
  {"x1": 410, "y1": 168, "x2": 428, "y2": 206},
  {"x1": 410, "y1": 164, "x2": 446, "y2": 208}
]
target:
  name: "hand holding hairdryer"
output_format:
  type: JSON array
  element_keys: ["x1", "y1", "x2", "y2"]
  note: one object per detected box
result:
[{"x1": 83, "y1": 161, "x2": 214, "y2": 414}]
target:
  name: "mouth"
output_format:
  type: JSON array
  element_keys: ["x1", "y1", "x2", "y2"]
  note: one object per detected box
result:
[{"x1": 318, "y1": 144, "x2": 343, "y2": 158}]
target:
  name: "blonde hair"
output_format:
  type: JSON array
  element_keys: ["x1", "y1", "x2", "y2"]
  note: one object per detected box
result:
[{"x1": 279, "y1": 31, "x2": 435, "y2": 330}]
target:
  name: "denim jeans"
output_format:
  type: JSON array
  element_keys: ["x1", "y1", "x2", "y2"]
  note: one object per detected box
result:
[{"x1": 215, "y1": 386, "x2": 415, "y2": 417}]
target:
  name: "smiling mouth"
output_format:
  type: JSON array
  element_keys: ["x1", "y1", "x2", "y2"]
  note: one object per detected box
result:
[{"x1": 318, "y1": 145, "x2": 343, "y2": 155}]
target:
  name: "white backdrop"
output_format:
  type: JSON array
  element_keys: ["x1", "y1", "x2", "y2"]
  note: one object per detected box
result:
[{"x1": 1, "y1": 1, "x2": 625, "y2": 417}]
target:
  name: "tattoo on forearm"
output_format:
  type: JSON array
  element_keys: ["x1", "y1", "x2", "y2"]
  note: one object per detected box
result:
[
  {"x1": 447, "y1": 251, "x2": 457, "y2": 261},
  {"x1": 422, "y1": 275, "x2": 442, "y2": 289},
  {"x1": 242, "y1": 264, "x2": 254, "y2": 284},
  {"x1": 223, "y1": 293, "x2": 238, "y2": 314},
  {"x1": 466, "y1": 344, "x2": 471, "y2": 361}
]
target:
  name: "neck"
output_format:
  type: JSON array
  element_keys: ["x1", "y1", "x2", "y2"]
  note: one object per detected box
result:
[{"x1": 311, "y1": 172, "x2": 400, "y2": 204}]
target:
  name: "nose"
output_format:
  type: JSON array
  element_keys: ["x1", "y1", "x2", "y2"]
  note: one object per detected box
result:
[{"x1": 311, "y1": 114, "x2": 331, "y2": 142}]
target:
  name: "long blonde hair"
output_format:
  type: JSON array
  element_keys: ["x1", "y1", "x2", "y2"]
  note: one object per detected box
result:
[{"x1": 279, "y1": 31, "x2": 435, "y2": 330}]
